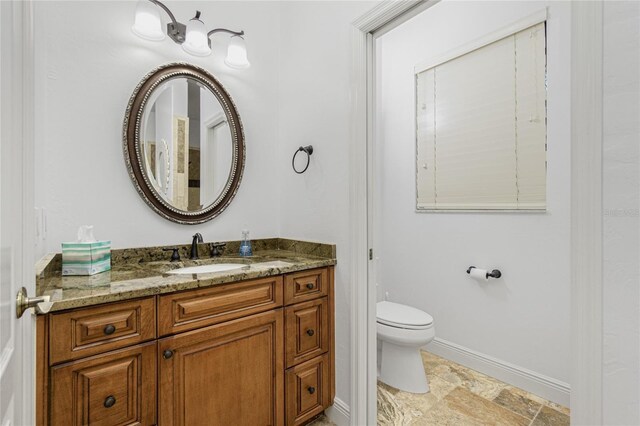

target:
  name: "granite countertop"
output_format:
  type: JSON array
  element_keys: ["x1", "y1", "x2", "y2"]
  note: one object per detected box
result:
[{"x1": 36, "y1": 238, "x2": 336, "y2": 313}]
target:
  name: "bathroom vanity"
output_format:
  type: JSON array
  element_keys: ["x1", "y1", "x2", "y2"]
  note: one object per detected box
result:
[
  {"x1": 33, "y1": 64, "x2": 336, "y2": 425},
  {"x1": 34, "y1": 239, "x2": 335, "y2": 426}
]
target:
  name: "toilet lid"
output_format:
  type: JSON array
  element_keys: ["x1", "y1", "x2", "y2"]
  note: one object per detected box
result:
[{"x1": 376, "y1": 301, "x2": 433, "y2": 329}]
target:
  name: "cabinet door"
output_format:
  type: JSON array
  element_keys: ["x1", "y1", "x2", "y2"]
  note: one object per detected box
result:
[
  {"x1": 285, "y1": 298, "x2": 329, "y2": 368},
  {"x1": 50, "y1": 342, "x2": 156, "y2": 426},
  {"x1": 158, "y1": 309, "x2": 284, "y2": 426},
  {"x1": 285, "y1": 354, "x2": 330, "y2": 426}
]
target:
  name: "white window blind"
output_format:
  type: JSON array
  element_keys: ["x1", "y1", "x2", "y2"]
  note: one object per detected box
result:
[{"x1": 416, "y1": 22, "x2": 547, "y2": 211}]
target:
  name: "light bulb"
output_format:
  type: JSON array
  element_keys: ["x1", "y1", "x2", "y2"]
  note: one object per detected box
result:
[
  {"x1": 225, "y1": 35, "x2": 250, "y2": 69},
  {"x1": 132, "y1": 0, "x2": 165, "y2": 42},
  {"x1": 182, "y1": 11, "x2": 211, "y2": 57}
]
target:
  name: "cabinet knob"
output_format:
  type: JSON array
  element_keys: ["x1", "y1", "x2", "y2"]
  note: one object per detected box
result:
[
  {"x1": 306, "y1": 329, "x2": 315, "y2": 337},
  {"x1": 104, "y1": 395, "x2": 116, "y2": 408},
  {"x1": 306, "y1": 283, "x2": 314, "y2": 290},
  {"x1": 307, "y1": 386, "x2": 316, "y2": 394},
  {"x1": 163, "y1": 349, "x2": 174, "y2": 359},
  {"x1": 103, "y1": 324, "x2": 116, "y2": 335}
]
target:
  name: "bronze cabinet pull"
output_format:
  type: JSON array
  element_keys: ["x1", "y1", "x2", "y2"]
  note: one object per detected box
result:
[
  {"x1": 307, "y1": 386, "x2": 316, "y2": 394},
  {"x1": 103, "y1": 324, "x2": 116, "y2": 335},
  {"x1": 306, "y1": 283, "x2": 314, "y2": 290},
  {"x1": 306, "y1": 329, "x2": 315, "y2": 337},
  {"x1": 163, "y1": 349, "x2": 174, "y2": 359},
  {"x1": 104, "y1": 395, "x2": 116, "y2": 408}
]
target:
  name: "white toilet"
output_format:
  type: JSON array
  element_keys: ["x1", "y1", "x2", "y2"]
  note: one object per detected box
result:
[{"x1": 377, "y1": 301, "x2": 435, "y2": 393}]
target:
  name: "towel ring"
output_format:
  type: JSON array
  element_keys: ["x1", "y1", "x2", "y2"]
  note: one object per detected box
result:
[{"x1": 292, "y1": 145, "x2": 314, "y2": 174}]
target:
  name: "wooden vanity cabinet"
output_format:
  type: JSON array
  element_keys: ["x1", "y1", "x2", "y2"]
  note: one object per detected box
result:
[
  {"x1": 48, "y1": 297, "x2": 156, "y2": 365},
  {"x1": 37, "y1": 266, "x2": 335, "y2": 426},
  {"x1": 285, "y1": 298, "x2": 329, "y2": 368},
  {"x1": 158, "y1": 309, "x2": 284, "y2": 426},
  {"x1": 285, "y1": 354, "x2": 330, "y2": 425},
  {"x1": 49, "y1": 342, "x2": 157, "y2": 426},
  {"x1": 157, "y1": 275, "x2": 283, "y2": 336},
  {"x1": 283, "y1": 268, "x2": 334, "y2": 426},
  {"x1": 284, "y1": 268, "x2": 328, "y2": 305}
]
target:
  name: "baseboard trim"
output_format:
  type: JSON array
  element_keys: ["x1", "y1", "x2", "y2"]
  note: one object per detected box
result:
[
  {"x1": 426, "y1": 338, "x2": 570, "y2": 407},
  {"x1": 325, "y1": 397, "x2": 350, "y2": 426}
]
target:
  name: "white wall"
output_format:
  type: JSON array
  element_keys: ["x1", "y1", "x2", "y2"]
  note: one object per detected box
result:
[
  {"x1": 41, "y1": 0, "x2": 628, "y2": 416},
  {"x1": 277, "y1": 1, "x2": 378, "y2": 410},
  {"x1": 374, "y1": 0, "x2": 571, "y2": 392},
  {"x1": 602, "y1": 1, "x2": 640, "y2": 424},
  {"x1": 34, "y1": 0, "x2": 379, "y2": 413},
  {"x1": 34, "y1": 1, "x2": 282, "y2": 253}
]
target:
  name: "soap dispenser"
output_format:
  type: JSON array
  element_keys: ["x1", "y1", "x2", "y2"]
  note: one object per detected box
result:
[{"x1": 239, "y1": 229, "x2": 253, "y2": 257}]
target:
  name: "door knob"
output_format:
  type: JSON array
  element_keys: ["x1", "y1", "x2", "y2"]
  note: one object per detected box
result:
[{"x1": 16, "y1": 287, "x2": 51, "y2": 318}]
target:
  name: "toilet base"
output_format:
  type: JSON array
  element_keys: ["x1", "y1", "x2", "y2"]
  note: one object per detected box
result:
[{"x1": 379, "y1": 342, "x2": 429, "y2": 394}]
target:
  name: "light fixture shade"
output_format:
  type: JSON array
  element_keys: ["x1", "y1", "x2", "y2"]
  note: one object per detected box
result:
[
  {"x1": 132, "y1": 0, "x2": 165, "y2": 42},
  {"x1": 182, "y1": 12, "x2": 211, "y2": 57},
  {"x1": 225, "y1": 36, "x2": 250, "y2": 69}
]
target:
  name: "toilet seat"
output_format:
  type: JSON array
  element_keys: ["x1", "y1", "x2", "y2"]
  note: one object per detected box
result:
[{"x1": 376, "y1": 301, "x2": 433, "y2": 330}]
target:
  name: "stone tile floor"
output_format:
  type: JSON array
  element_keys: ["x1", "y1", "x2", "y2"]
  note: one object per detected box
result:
[
  {"x1": 377, "y1": 351, "x2": 570, "y2": 426},
  {"x1": 308, "y1": 414, "x2": 336, "y2": 425},
  {"x1": 309, "y1": 351, "x2": 570, "y2": 426},
  {"x1": 310, "y1": 352, "x2": 570, "y2": 426}
]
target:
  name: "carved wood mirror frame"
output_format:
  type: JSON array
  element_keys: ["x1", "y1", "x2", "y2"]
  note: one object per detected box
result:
[{"x1": 123, "y1": 63, "x2": 245, "y2": 224}]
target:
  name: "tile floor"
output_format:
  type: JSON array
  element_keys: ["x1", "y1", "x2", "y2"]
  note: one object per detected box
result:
[
  {"x1": 309, "y1": 350, "x2": 570, "y2": 426},
  {"x1": 377, "y1": 351, "x2": 570, "y2": 426},
  {"x1": 308, "y1": 414, "x2": 336, "y2": 425}
]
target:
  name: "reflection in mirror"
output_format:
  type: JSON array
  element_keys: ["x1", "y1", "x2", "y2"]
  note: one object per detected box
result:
[{"x1": 140, "y1": 77, "x2": 233, "y2": 212}]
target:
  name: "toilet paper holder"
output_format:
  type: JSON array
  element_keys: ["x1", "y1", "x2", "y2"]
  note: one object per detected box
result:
[{"x1": 466, "y1": 266, "x2": 502, "y2": 279}]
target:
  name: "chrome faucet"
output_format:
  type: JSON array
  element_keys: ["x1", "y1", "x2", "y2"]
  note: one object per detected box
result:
[{"x1": 190, "y1": 233, "x2": 203, "y2": 259}]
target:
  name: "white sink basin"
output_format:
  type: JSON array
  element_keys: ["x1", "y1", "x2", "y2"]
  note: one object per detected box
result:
[{"x1": 167, "y1": 263, "x2": 246, "y2": 275}]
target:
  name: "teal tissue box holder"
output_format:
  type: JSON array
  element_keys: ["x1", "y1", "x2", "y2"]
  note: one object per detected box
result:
[{"x1": 61, "y1": 241, "x2": 111, "y2": 276}]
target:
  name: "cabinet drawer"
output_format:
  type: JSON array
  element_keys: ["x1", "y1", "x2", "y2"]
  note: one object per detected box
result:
[
  {"x1": 50, "y1": 342, "x2": 157, "y2": 426},
  {"x1": 285, "y1": 354, "x2": 330, "y2": 426},
  {"x1": 158, "y1": 276, "x2": 283, "y2": 336},
  {"x1": 285, "y1": 298, "x2": 329, "y2": 368},
  {"x1": 49, "y1": 297, "x2": 156, "y2": 365},
  {"x1": 284, "y1": 268, "x2": 328, "y2": 305}
]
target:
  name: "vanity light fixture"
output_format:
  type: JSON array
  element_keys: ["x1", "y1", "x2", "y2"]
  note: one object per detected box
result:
[
  {"x1": 224, "y1": 35, "x2": 251, "y2": 69},
  {"x1": 132, "y1": 0, "x2": 250, "y2": 69},
  {"x1": 132, "y1": 0, "x2": 165, "y2": 41}
]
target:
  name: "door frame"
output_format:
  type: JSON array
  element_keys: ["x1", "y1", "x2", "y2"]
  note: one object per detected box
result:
[{"x1": 348, "y1": 1, "x2": 603, "y2": 425}]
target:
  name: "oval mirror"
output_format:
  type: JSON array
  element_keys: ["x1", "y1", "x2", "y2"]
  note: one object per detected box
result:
[{"x1": 123, "y1": 63, "x2": 245, "y2": 224}]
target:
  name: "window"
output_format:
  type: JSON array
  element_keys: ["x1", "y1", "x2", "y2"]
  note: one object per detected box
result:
[{"x1": 416, "y1": 22, "x2": 547, "y2": 211}]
